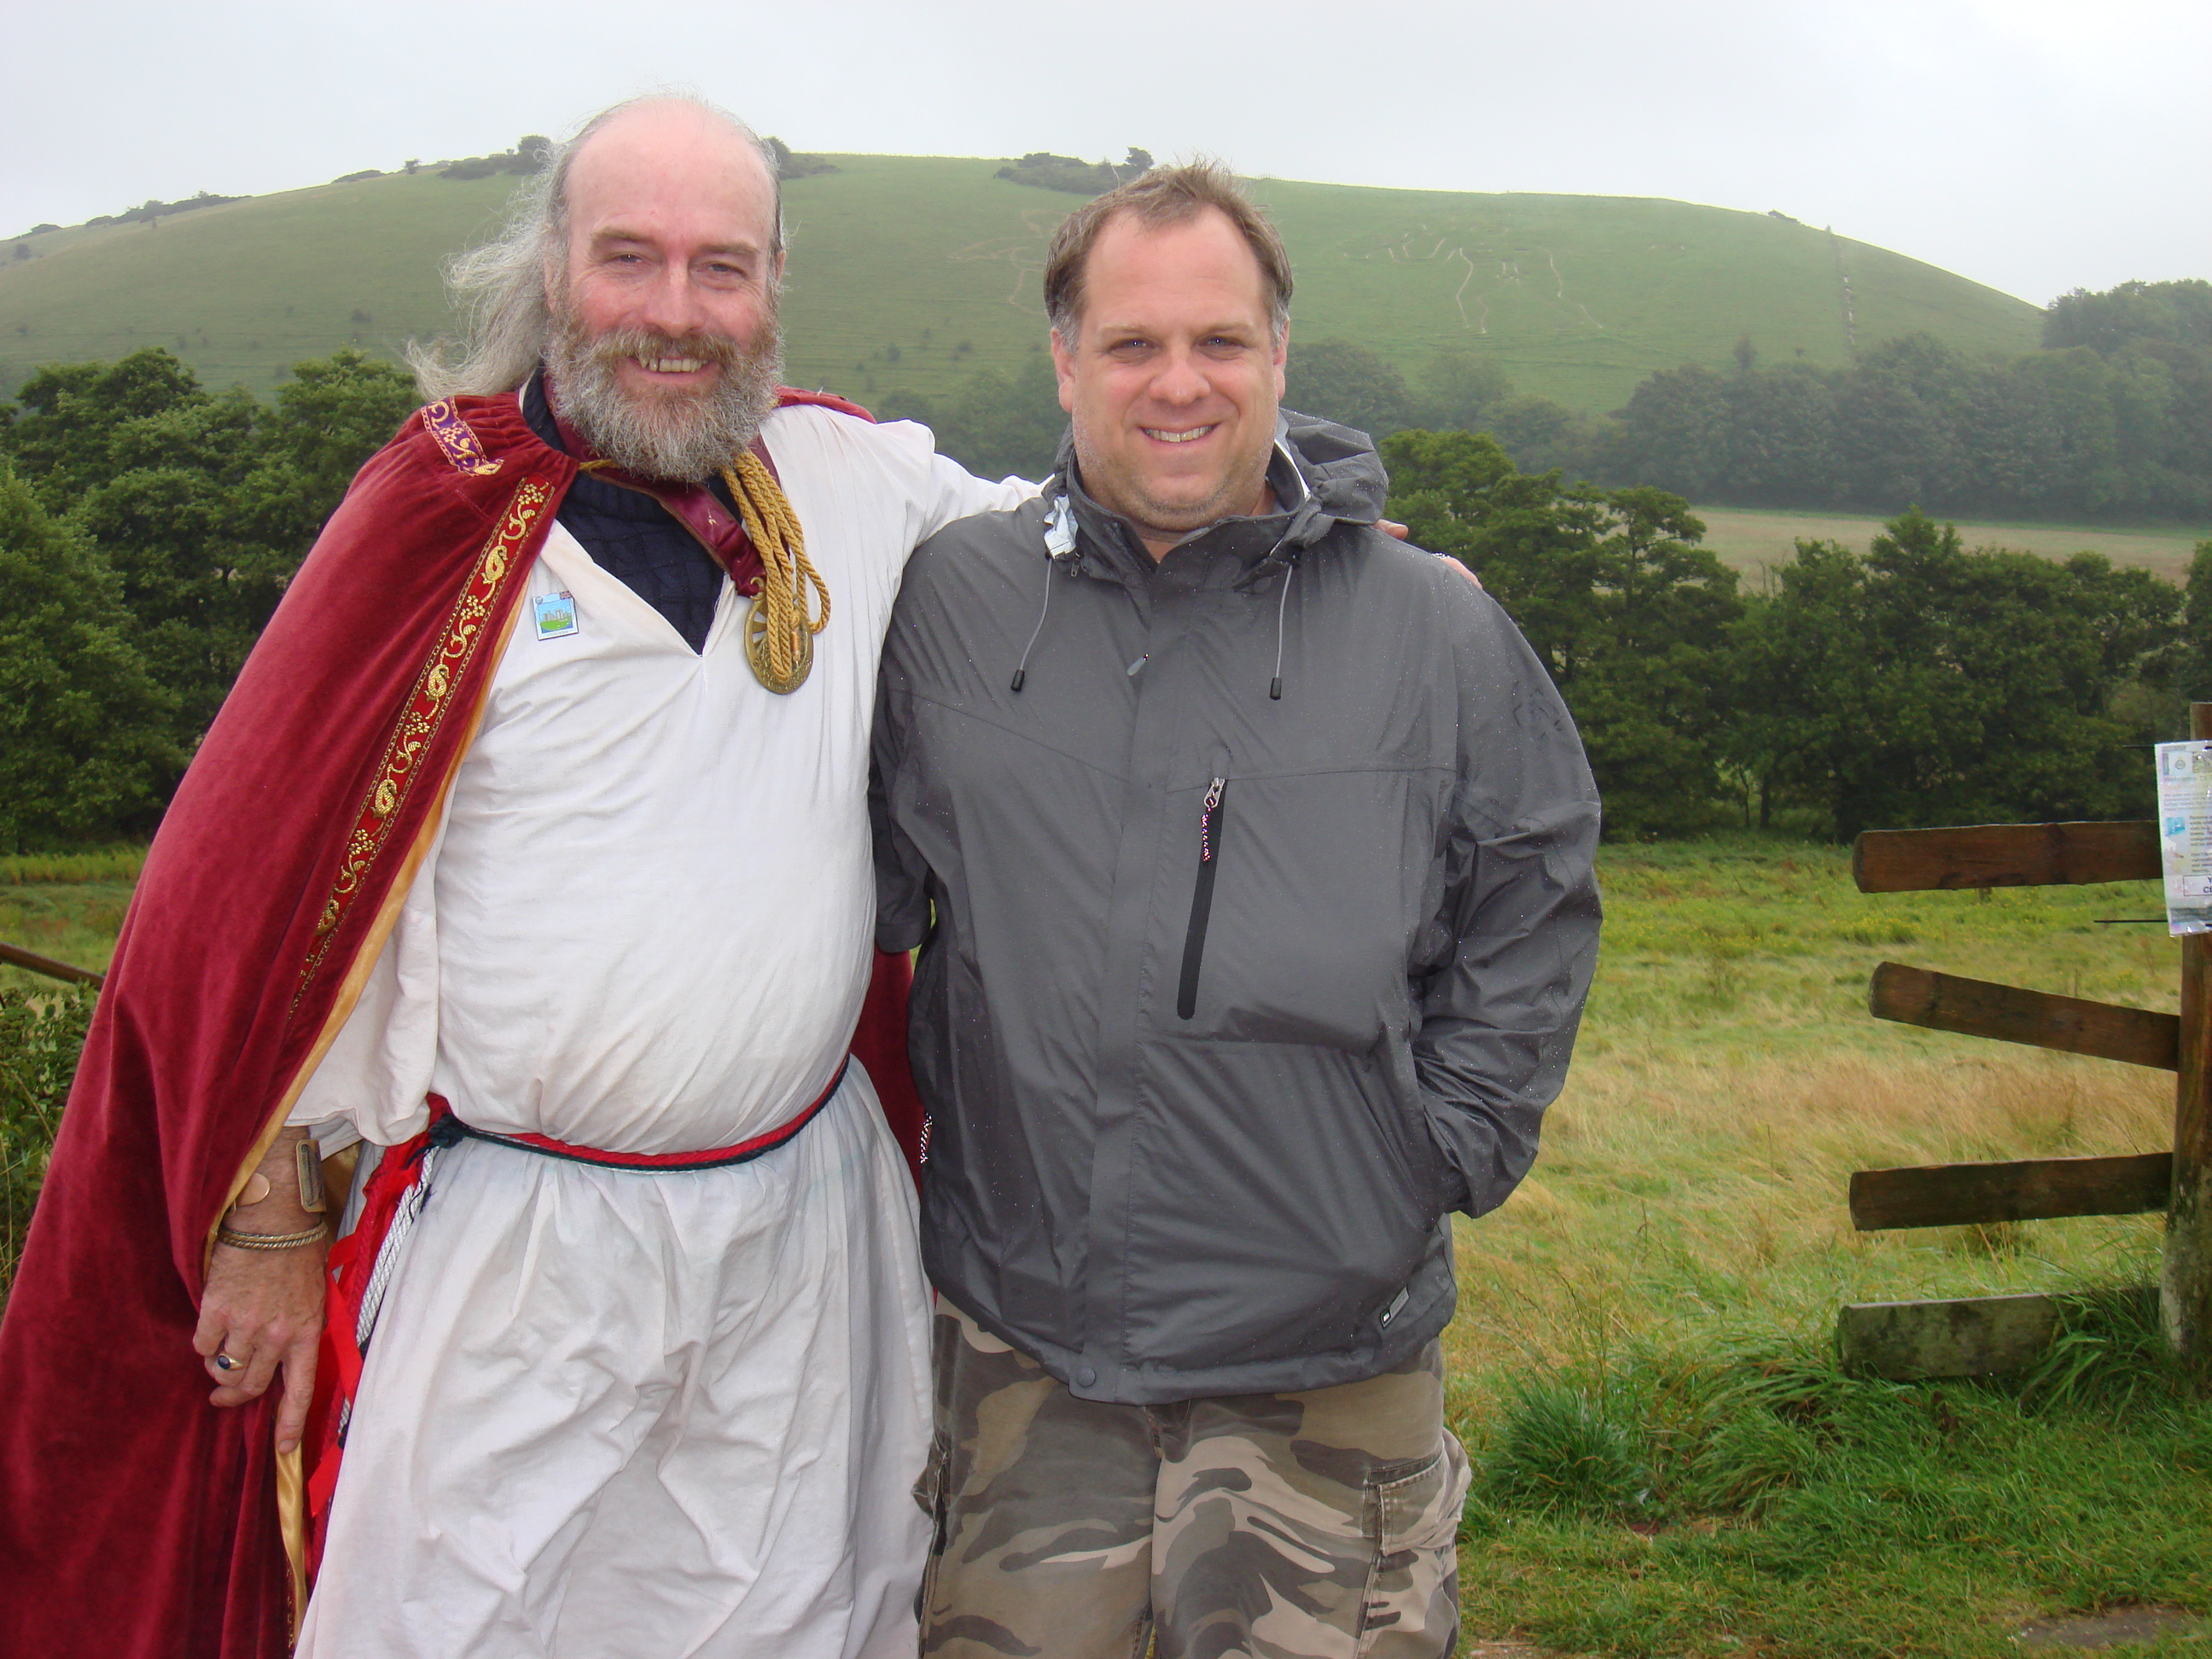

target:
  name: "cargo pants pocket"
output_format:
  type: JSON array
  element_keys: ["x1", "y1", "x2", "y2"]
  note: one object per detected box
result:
[{"x1": 1356, "y1": 1429, "x2": 1471, "y2": 1659}]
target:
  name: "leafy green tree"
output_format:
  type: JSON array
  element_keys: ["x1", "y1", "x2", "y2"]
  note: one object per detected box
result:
[
  {"x1": 61, "y1": 377, "x2": 284, "y2": 742},
  {"x1": 249, "y1": 346, "x2": 419, "y2": 544},
  {"x1": 1566, "y1": 487, "x2": 1743, "y2": 835},
  {"x1": 1482, "y1": 393, "x2": 1604, "y2": 478},
  {"x1": 1833, "y1": 335, "x2": 1970, "y2": 509},
  {"x1": 1731, "y1": 509, "x2": 2173, "y2": 837},
  {"x1": 2, "y1": 346, "x2": 422, "y2": 764},
  {"x1": 1383, "y1": 429, "x2": 1605, "y2": 678},
  {"x1": 1721, "y1": 362, "x2": 1840, "y2": 504},
  {"x1": 2046, "y1": 278, "x2": 2212, "y2": 353},
  {"x1": 1421, "y1": 350, "x2": 1513, "y2": 435},
  {"x1": 2061, "y1": 551, "x2": 2183, "y2": 686},
  {"x1": 4, "y1": 350, "x2": 205, "y2": 504},
  {"x1": 1609, "y1": 364, "x2": 1729, "y2": 498},
  {"x1": 0, "y1": 466, "x2": 177, "y2": 848},
  {"x1": 1384, "y1": 429, "x2": 1740, "y2": 834},
  {"x1": 2011, "y1": 346, "x2": 2119, "y2": 510},
  {"x1": 2145, "y1": 541, "x2": 2212, "y2": 707}
]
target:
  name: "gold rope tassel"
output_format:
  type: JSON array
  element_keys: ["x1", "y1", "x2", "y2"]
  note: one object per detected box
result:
[{"x1": 721, "y1": 452, "x2": 830, "y2": 694}]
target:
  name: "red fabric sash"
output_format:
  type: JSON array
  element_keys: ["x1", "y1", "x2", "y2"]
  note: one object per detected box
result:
[{"x1": 434, "y1": 1057, "x2": 847, "y2": 1169}]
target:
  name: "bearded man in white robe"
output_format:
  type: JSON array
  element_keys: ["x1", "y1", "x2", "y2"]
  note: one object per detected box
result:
[{"x1": 187, "y1": 95, "x2": 1023, "y2": 1658}]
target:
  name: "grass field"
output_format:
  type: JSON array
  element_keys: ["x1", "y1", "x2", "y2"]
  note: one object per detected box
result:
[
  {"x1": 1447, "y1": 837, "x2": 2175, "y2": 1382},
  {"x1": 4, "y1": 836, "x2": 2203, "y2": 1653},
  {"x1": 1694, "y1": 504, "x2": 2212, "y2": 584},
  {"x1": 1443, "y1": 837, "x2": 2203, "y2": 1656},
  {"x1": 0, "y1": 155, "x2": 2043, "y2": 414}
]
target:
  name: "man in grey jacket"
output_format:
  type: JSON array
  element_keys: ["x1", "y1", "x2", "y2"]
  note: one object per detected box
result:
[{"x1": 870, "y1": 162, "x2": 1601, "y2": 1659}]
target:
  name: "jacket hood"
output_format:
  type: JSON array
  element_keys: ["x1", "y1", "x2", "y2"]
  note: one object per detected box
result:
[{"x1": 1046, "y1": 407, "x2": 1388, "y2": 585}]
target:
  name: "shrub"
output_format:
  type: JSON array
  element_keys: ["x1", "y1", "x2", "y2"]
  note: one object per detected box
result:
[{"x1": 0, "y1": 983, "x2": 94, "y2": 1301}]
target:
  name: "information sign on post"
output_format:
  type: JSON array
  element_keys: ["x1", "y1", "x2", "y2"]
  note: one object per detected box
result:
[{"x1": 2157, "y1": 741, "x2": 2212, "y2": 934}]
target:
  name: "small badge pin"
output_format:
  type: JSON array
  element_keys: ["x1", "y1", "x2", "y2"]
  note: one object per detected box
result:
[{"x1": 533, "y1": 591, "x2": 579, "y2": 640}]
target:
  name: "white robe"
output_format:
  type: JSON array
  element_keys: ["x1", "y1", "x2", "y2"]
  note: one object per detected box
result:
[{"x1": 291, "y1": 408, "x2": 1026, "y2": 1659}]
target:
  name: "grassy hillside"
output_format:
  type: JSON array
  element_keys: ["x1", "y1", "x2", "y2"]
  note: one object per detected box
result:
[{"x1": 0, "y1": 155, "x2": 2043, "y2": 413}]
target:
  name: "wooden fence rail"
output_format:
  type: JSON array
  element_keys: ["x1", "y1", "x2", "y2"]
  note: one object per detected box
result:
[
  {"x1": 1868, "y1": 962, "x2": 2178, "y2": 1070},
  {"x1": 1853, "y1": 820, "x2": 2159, "y2": 893},
  {"x1": 0, "y1": 940, "x2": 104, "y2": 988},
  {"x1": 1848, "y1": 1152, "x2": 2173, "y2": 1231}
]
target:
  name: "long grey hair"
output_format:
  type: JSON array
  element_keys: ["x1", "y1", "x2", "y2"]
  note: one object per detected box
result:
[{"x1": 406, "y1": 94, "x2": 784, "y2": 400}]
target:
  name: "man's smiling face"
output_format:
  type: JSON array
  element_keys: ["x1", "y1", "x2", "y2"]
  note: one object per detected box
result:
[
  {"x1": 544, "y1": 101, "x2": 786, "y2": 480},
  {"x1": 1052, "y1": 207, "x2": 1288, "y2": 557}
]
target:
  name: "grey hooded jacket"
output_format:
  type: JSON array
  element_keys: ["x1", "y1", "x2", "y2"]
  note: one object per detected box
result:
[{"x1": 870, "y1": 413, "x2": 1601, "y2": 1404}]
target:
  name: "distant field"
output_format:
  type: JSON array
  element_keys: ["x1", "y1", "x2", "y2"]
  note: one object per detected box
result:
[
  {"x1": 1694, "y1": 502, "x2": 2212, "y2": 582},
  {"x1": 0, "y1": 848, "x2": 143, "y2": 992},
  {"x1": 0, "y1": 156, "x2": 2043, "y2": 414}
]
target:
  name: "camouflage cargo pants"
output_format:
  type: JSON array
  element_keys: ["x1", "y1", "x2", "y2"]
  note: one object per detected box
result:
[{"x1": 917, "y1": 1301, "x2": 1470, "y2": 1659}]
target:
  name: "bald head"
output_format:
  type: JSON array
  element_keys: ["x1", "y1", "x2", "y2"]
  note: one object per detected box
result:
[
  {"x1": 410, "y1": 94, "x2": 787, "y2": 406},
  {"x1": 553, "y1": 96, "x2": 783, "y2": 268}
]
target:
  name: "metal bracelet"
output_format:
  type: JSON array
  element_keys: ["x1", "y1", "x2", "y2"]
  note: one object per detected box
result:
[{"x1": 215, "y1": 1222, "x2": 329, "y2": 1251}]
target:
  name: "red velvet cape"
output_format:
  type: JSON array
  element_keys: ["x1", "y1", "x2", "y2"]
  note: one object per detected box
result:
[{"x1": 0, "y1": 388, "x2": 923, "y2": 1656}]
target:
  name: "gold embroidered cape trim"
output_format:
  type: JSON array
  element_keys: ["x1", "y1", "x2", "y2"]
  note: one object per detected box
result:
[
  {"x1": 294, "y1": 476, "x2": 551, "y2": 1008},
  {"x1": 422, "y1": 399, "x2": 504, "y2": 477}
]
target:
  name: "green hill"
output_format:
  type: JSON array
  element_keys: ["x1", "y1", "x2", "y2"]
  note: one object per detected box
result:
[{"x1": 0, "y1": 154, "x2": 2043, "y2": 413}]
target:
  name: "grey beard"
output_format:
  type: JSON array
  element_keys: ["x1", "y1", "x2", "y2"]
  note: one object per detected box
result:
[{"x1": 544, "y1": 314, "x2": 784, "y2": 482}]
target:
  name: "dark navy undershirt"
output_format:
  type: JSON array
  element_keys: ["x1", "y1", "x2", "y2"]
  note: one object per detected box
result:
[{"x1": 522, "y1": 373, "x2": 732, "y2": 654}]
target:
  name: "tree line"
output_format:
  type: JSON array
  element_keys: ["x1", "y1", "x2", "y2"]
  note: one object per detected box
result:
[
  {"x1": 0, "y1": 341, "x2": 2205, "y2": 853},
  {"x1": 0, "y1": 347, "x2": 420, "y2": 850},
  {"x1": 1609, "y1": 292, "x2": 2212, "y2": 521},
  {"x1": 898, "y1": 277, "x2": 2212, "y2": 524},
  {"x1": 1387, "y1": 428, "x2": 2207, "y2": 839}
]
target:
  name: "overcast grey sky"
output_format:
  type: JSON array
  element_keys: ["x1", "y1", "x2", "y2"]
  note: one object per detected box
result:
[{"x1": 5, "y1": 0, "x2": 2205, "y2": 306}]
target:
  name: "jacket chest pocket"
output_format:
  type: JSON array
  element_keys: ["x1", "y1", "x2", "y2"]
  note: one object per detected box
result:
[{"x1": 1166, "y1": 767, "x2": 1434, "y2": 1051}]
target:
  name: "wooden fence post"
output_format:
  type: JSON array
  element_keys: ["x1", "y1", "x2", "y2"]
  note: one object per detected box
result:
[{"x1": 2164, "y1": 702, "x2": 2212, "y2": 1388}]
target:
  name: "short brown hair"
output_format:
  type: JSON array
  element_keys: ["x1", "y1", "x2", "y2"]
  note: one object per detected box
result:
[{"x1": 1042, "y1": 160, "x2": 1293, "y2": 345}]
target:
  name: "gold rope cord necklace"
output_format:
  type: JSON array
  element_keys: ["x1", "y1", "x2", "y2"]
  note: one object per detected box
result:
[{"x1": 720, "y1": 451, "x2": 830, "y2": 695}]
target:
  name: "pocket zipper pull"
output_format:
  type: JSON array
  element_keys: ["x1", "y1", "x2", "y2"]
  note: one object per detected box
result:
[{"x1": 1200, "y1": 777, "x2": 1225, "y2": 862}]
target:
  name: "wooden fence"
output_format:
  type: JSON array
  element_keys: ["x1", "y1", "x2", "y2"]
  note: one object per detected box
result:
[{"x1": 1838, "y1": 705, "x2": 2212, "y2": 1385}]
